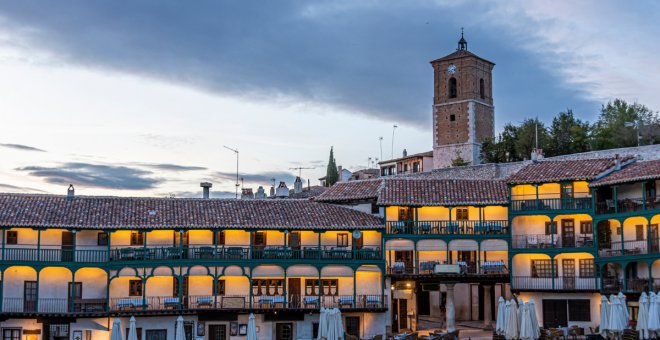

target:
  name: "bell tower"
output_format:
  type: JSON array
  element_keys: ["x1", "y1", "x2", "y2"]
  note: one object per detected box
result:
[{"x1": 431, "y1": 30, "x2": 495, "y2": 168}]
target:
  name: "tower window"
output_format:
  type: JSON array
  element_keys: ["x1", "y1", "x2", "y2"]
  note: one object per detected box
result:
[
  {"x1": 450, "y1": 114, "x2": 456, "y2": 121},
  {"x1": 480, "y1": 78, "x2": 485, "y2": 99},
  {"x1": 448, "y1": 77, "x2": 457, "y2": 98}
]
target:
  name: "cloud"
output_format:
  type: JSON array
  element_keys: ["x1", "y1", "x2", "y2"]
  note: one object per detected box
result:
[
  {"x1": 0, "y1": 183, "x2": 47, "y2": 193},
  {"x1": 213, "y1": 170, "x2": 297, "y2": 186},
  {"x1": 0, "y1": 143, "x2": 46, "y2": 152},
  {"x1": 134, "y1": 163, "x2": 207, "y2": 172},
  {"x1": 15, "y1": 162, "x2": 162, "y2": 190}
]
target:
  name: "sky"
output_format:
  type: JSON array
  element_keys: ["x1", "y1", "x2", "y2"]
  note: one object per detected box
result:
[{"x1": 1, "y1": 1, "x2": 659, "y2": 198}]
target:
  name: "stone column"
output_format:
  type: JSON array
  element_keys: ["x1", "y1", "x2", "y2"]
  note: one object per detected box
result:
[
  {"x1": 446, "y1": 283, "x2": 456, "y2": 332},
  {"x1": 483, "y1": 285, "x2": 492, "y2": 329}
]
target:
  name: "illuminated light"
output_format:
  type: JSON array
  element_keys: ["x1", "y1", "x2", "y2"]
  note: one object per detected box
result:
[
  {"x1": 391, "y1": 286, "x2": 395, "y2": 290},
  {"x1": 406, "y1": 283, "x2": 411, "y2": 288}
]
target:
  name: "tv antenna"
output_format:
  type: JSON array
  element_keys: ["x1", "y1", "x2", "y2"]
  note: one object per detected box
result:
[{"x1": 223, "y1": 145, "x2": 239, "y2": 199}]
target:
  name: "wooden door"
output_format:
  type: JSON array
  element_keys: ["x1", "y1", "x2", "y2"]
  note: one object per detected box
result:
[
  {"x1": 542, "y1": 300, "x2": 567, "y2": 328},
  {"x1": 561, "y1": 219, "x2": 575, "y2": 248},
  {"x1": 651, "y1": 224, "x2": 659, "y2": 253},
  {"x1": 288, "y1": 232, "x2": 300, "y2": 250},
  {"x1": 416, "y1": 289, "x2": 430, "y2": 316},
  {"x1": 207, "y1": 325, "x2": 226, "y2": 340},
  {"x1": 275, "y1": 323, "x2": 293, "y2": 340},
  {"x1": 24, "y1": 281, "x2": 37, "y2": 312},
  {"x1": 391, "y1": 299, "x2": 399, "y2": 333},
  {"x1": 62, "y1": 231, "x2": 74, "y2": 262},
  {"x1": 288, "y1": 278, "x2": 301, "y2": 308},
  {"x1": 398, "y1": 298, "x2": 408, "y2": 331},
  {"x1": 562, "y1": 260, "x2": 575, "y2": 290}
]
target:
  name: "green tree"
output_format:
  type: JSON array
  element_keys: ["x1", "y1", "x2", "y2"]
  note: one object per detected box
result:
[
  {"x1": 481, "y1": 123, "x2": 521, "y2": 163},
  {"x1": 325, "y1": 147, "x2": 339, "y2": 187},
  {"x1": 591, "y1": 99, "x2": 660, "y2": 150},
  {"x1": 546, "y1": 109, "x2": 591, "y2": 156},
  {"x1": 514, "y1": 118, "x2": 550, "y2": 160}
]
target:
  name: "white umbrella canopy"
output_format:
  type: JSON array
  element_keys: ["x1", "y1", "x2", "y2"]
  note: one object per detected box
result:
[
  {"x1": 326, "y1": 309, "x2": 338, "y2": 340},
  {"x1": 174, "y1": 316, "x2": 185, "y2": 340},
  {"x1": 519, "y1": 303, "x2": 535, "y2": 340},
  {"x1": 517, "y1": 298, "x2": 524, "y2": 326},
  {"x1": 127, "y1": 316, "x2": 137, "y2": 340},
  {"x1": 600, "y1": 295, "x2": 610, "y2": 337},
  {"x1": 637, "y1": 292, "x2": 650, "y2": 340},
  {"x1": 110, "y1": 318, "x2": 123, "y2": 340},
  {"x1": 648, "y1": 293, "x2": 660, "y2": 337},
  {"x1": 609, "y1": 295, "x2": 625, "y2": 334},
  {"x1": 618, "y1": 292, "x2": 630, "y2": 326},
  {"x1": 496, "y1": 297, "x2": 506, "y2": 335},
  {"x1": 528, "y1": 299, "x2": 540, "y2": 339},
  {"x1": 335, "y1": 308, "x2": 344, "y2": 339},
  {"x1": 317, "y1": 308, "x2": 328, "y2": 340},
  {"x1": 247, "y1": 313, "x2": 257, "y2": 340},
  {"x1": 505, "y1": 299, "x2": 519, "y2": 340}
]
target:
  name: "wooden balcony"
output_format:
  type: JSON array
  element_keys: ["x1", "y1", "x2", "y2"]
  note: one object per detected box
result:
[
  {"x1": 1, "y1": 297, "x2": 107, "y2": 315},
  {"x1": 511, "y1": 276, "x2": 600, "y2": 292},
  {"x1": 510, "y1": 197, "x2": 592, "y2": 213},
  {"x1": 512, "y1": 234, "x2": 594, "y2": 249},
  {"x1": 595, "y1": 196, "x2": 660, "y2": 215},
  {"x1": 385, "y1": 220, "x2": 508, "y2": 236},
  {"x1": 387, "y1": 260, "x2": 508, "y2": 276}
]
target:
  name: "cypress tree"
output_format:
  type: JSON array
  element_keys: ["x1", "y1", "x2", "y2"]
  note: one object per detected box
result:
[{"x1": 326, "y1": 147, "x2": 339, "y2": 186}]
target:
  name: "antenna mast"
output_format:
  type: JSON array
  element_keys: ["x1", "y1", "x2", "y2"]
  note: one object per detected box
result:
[{"x1": 223, "y1": 145, "x2": 239, "y2": 199}]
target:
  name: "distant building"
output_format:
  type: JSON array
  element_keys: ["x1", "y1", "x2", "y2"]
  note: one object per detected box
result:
[
  {"x1": 318, "y1": 165, "x2": 352, "y2": 186},
  {"x1": 349, "y1": 168, "x2": 380, "y2": 181},
  {"x1": 378, "y1": 150, "x2": 434, "y2": 176}
]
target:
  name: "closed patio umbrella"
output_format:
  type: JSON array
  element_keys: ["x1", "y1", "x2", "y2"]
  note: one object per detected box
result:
[
  {"x1": 334, "y1": 308, "x2": 345, "y2": 339},
  {"x1": 609, "y1": 295, "x2": 625, "y2": 335},
  {"x1": 317, "y1": 308, "x2": 328, "y2": 340},
  {"x1": 174, "y1": 316, "x2": 185, "y2": 340},
  {"x1": 519, "y1": 303, "x2": 534, "y2": 340},
  {"x1": 326, "y1": 309, "x2": 337, "y2": 340},
  {"x1": 528, "y1": 299, "x2": 540, "y2": 339},
  {"x1": 127, "y1": 317, "x2": 137, "y2": 340},
  {"x1": 637, "y1": 292, "x2": 650, "y2": 339},
  {"x1": 600, "y1": 295, "x2": 610, "y2": 338},
  {"x1": 496, "y1": 297, "x2": 506, "y2": 335},
  {"x1": 505, "y1": 299, "x2": 519, "y2": 340},
  {"x1": 648, "y1": 293, "x2": 660, "y2": 338},
  {"x1": 247, "y1": 313, "x2": 257, "y2": 340},
  {"x1": 517, "y1": 298, "x2": 524, "y2": 326},
  {"x1": 110, "y1": 318, "x2": 123, "y2": 340},
  {"x1": 619, "y1": 292, "x2": 630, "y2": 326}
]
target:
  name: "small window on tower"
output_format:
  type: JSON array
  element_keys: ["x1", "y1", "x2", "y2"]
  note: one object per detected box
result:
[
  {"x1": 448, "y1": 77, "x2": 457, "y2": 98},
  {"x1": 450, "y1": 114, "x2": 456, "y2": 122},
  {"x1": 480, "y1": 78, "x2": 485, "y2": 99}
]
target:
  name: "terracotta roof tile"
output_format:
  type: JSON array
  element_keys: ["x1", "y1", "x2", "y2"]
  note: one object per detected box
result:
[
  {"x1": 590, "y1": 159, "x2": 660, "y2": 187},
  {"x1": 506, "y1": 157, "x2": 633, "y2": 184},
  {"x1": 377, "y1": 178, "x2": 508, "y2": 206},
  {"x1": 0, "y1": 194, "x2": 382, "y2": 230},
  {"x1": 315, "y1": 179, "x2": 383, "y2": 202}
]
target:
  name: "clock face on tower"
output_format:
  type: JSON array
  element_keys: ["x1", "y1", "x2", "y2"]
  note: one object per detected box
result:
[{"x1": 448, "y1": 64, "x2": 457, "y2": 74}]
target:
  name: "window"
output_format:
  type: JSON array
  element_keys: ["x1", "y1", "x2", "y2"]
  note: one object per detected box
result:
[
  {"x1": 173, "y1": 276, "x2": 189, "y2": 297},
  {"x1": 3, "y1": 328, "x2": 21, "y2": 340},
  {"x1": 6, "y1": 230, "x2": 17, "y2": 245},
  {"x1": 371, "y1": 202, "x2": 380, "y2": 214},
  {"x1": 252, "y1": 231, "x2": 266, "y2": 246},
  {"x1": 579, "y1": 259, "x2": 594, "y2": 278},
  {"x1": 413, "y1": 163, "x2": 420, "y2": 173},
  {"x1": 217, "y1": 231, "x2": 226, "y2": 245},
  {"x1": 126, "y1": 328, "x2": 143, "y2": 340},
  {"x1": 337, "y1": 234, "x2": 348, "y2": 247},
  {"x1": 305, "y1": 279, "x2": 339, "y2": 296},
  {"x1": 130, "y1": 231, "x2": 144, "y2": 246},
  {"x1": 455, "y1": 208, "x2": 469, "y2": 220},
  {"x1": 561, "y1": 183, "x2": 574, "y2": 198},
  {"x1": 448, "y1": 77, "x2": 457, "y2": 98},
  {"x1": 251, "y1": 279, "x2": 283, "y2": 296},
  {"x1": 636, "y1": 225, "x2": 644, "y2": 241},
  {"x1": 145, "y1": 330, "x2": 165, "y2": 340},
  {"x1": 479, "y1": 78, "x2": 485, "y2": 99},
  {"x1": 97, "y1": 232, "x2": 108, "y2": 246},
  {"x1": 345, "y1": 316, "x2": 360, "y2": 338},
  {"x1": 545, "y1": 222, "x2": 554, "y2": 235},
  {"x1": 580, "y1": 222, "x2": 592, "y2": 234},
  {"x1": 449, "y1": 114, "x2": 456, "y2": 122},
  {"x1": 68, "y1": 282, "x2": 83, "y2": 300},
  {"x1": 568, "y1": 300, "x2": 591, "y2": 321},
  {"x1": 129, "y1": 280, "x2": 143, "y2": 297},
  {"x1": 398, "y1": 207, "x2": 413, "y2": 221},
  {"x1": 216, "y1": 279, "x2": 225, "y2": 295},
  {"x1": 531, "y1": 260, "x2": 557, "y2": 278}
]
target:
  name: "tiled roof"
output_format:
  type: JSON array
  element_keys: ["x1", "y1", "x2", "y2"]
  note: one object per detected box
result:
[
  {"x1": 431, "y1": 50, "x2": 495, "y2": 64},
  {"x1": 288, "y1": 185, "x2": 328, "y2": 199},
  {"x1": 506, "y1": 157, "x2": 633, "y2": 184},
  {"x1": 315, "y1": 179, "x2": 383, "y2": 202},
  {"x1": 590, "y1": 159, "x2": 660, "y2": 187},
  {"x1": 0, "y1": 194, "x2": 383, "y2": 230},
  {"x1": 377, "y1": 178, "x2": 508, "y2": 206},
  {"x1": 378, "y1": 151, "x2": 433, "y2": 165}
]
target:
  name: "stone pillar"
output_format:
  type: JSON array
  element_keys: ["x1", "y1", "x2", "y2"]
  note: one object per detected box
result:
[
  {"x1": 483, "y1": 285, "x2": 492, "y2": 329},
  {"x1": 446, "y1": 283, "x2": 456, "y2": 332}
]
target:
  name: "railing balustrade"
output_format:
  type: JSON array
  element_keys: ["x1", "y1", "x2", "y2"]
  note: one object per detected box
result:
[
  {"x1": 510, "y1": 196, "x2": 592, "y2": 212},
  {"x1": 385, "y1": 220, "x2": 508, "y2": 235},
  {"x1": 512, "y1": 234, "x2": 593, "y2": 249},
  {"x1": 1, "y1": 298, "x2": 107, "y2": 314},
  {"x1": 595, "y1": 196, "x2": 660, "y2": 215},
  {"x1": 598, "y1": 239, "x2": 650, "y2": 257},
  {"x1": 387, "y1": 261, "x2": 508, "y2": 276},
  {"x1": 625, "y1": 278, "x2": 650, "y2": 293},
  {"x1": 511, "y1": 276, "x2": 599, "y2": 291}
]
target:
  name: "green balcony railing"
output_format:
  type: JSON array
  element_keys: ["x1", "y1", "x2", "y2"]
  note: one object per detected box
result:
[
  {"x1": 385, "y1": 220, "x2": 508, "y2": 235},
  {"x1": 510, "y1": 196, "x2": 592, "y2": 212}
]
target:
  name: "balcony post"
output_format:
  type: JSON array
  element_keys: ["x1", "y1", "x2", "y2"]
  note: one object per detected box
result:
[
  {"x1": 380, "y1": 270, "x2": 385, "y2": 309},
  {"x1": 642, "y1": 182, "x2": 647, "y2": 211},
  {"x1": 317, "y1": 232, "x2": 321, "y2": 260},
  {"x1": 107, "y1": 231, "x2": 112, "y2": 261},
  {"x1": 213, "y1": 230, "x2": 218, "y2": 256},
  {"x1": 248, "y1": 272, "x2": 253, "y2": 310},
  {"x1": 105, "y1": 276, "x2": 110, "y2": 312},
  {"x1": 249, "y1": 230, "x2": 253, "y2": 259},
  {"x1": 35, "y1": 270, "x2": 40, "y2": 312},
  {"x1": 613, "y1": 186, "x2": 618, "y2": 214},
  {"x1": 649, "y1": 261, "x2": 653, "y2": 292},
  {"x1": 352, "y1": 269, "x2": 357, "y2": 308},
  {"x1": 283, "y1": 269, "x2": 288, "y2": 308},
  {"x1": 71, "y1": 230, "x2": 77, "y2": 262},
  {"x1": 622, "y1": 265, "x2": 628, "y2": 292},
  {"x1": 141, "y1": 276, "x2": 147, "y2": 311},
  {"x1": 550, "y1": 220, "x2": 555, "y2": 248},
  {"x1": 477, "y1": 243, "x2": 481, "y2": 274},
  {"x1": 69, "y1": 270, "x2": 76, "y2": 312},
  {"x1": 178, "y1": 270, "x2": 184, "y2": 311},
  {"x1": 414, "y1": 208, "x2": 419, "y2": 234},
  {"x1": 317, "y1": 270, "x2": 322, "y2": 308},
  {"x1": 1, "y1": 228, "x2": 5, "y2": 261},
  {"x1": 550, "y1": 256, "x2": 555, "y2": 290},
  {"x1": 37, "y1": 229, "x2": 41, "y2": 261},
  {"x1": 620, "y1": 219, "x2": 625, "y2": 256},
  {"x1": 212, "y1": 272, "x2": 218, "y2": 308},
  {"x1": 413, "y1": 242, "x2": 418, "y2": 274},
  {"x1": 534, "y1": 184, "x2": 539, "y2": 210},
  {"x1": 179, "y1": 229, "x2": 184, "y2": 259}
]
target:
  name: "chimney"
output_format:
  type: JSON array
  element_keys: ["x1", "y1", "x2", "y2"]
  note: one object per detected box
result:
[
  {"x1": 403, "y1": 149, "x2": 408, "y2": 157},
  {"x1": 615, "y1": 154, "x2": 621, "y2": 170},
  {"x1": 67, "y1": 184, "x2": 75, "y2": 200},
  {"x1": 294, "y1": 176, "x2": 303, "y2": 193},
  {"x1": 241, "y1": 188, "x2": 254, "y2": 199},
  {"x1": 276, "y1": 181, "x2": 289, "y2": 197},
  {"x1": 531, "y1": 148, "x2": 544, "y2": 162},
  {"x1": 337, "y1": 165, "x2": 343, "y2": 182},
  {"x1": 255, "y1": 186, "x2": 267, "y2": 199},
  {"x1": 200, "y1": 182, "x2": 212, "y2": 199},
  {"x1": 269, "y1": 185, "x2": 275, "y2": 197}
]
